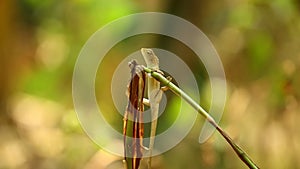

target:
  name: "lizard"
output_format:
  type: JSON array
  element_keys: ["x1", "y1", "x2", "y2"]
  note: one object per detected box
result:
[{"x1": 141, "y1": 48, "x2": 164, "y2": 169}]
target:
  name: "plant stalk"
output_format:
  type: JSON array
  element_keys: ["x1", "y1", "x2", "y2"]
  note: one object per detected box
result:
[{"x1": 142, "y1": 66, "x2": 260, "y2": 169}]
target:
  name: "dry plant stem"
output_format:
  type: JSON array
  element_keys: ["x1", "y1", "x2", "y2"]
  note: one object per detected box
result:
[
  {"x1": 124, "y1": 61, "x2": 146, "y2": 169},
  {"x1": 142, "y1": 66, "x2": 260, "y2": 169}
]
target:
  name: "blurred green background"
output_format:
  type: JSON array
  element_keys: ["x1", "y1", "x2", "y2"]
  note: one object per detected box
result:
[{"x1": 1, "y1": 0, "x2": 300, "y2": 169}]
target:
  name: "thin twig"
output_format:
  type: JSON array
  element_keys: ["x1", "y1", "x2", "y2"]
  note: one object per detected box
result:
[{"x1": 142, "y1": 66, "x2": 260, "y2": 169}]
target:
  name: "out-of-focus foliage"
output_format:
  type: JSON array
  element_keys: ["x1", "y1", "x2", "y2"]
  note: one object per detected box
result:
[{"x1": 1, "y1": 0, "x2": 299, "y2": 169}]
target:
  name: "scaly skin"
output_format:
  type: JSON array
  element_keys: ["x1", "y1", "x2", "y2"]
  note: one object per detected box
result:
[{"x1": 141, "y1": 48, "x2": 163, "y2": 169}]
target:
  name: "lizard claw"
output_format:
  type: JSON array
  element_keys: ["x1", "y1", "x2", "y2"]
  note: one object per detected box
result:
[{"x1": 160, "y1": 76, "x2": 172, "y2": 91}]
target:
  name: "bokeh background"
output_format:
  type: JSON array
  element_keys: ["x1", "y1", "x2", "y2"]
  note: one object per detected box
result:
[{"x1": 1, "y1": 0, "x2": 300, "y2": 169}]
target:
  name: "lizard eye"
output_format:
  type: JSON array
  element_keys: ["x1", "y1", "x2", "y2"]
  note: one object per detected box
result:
[{"x1": 146, "y1": 50, "x2": 152, "y2": 55}]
